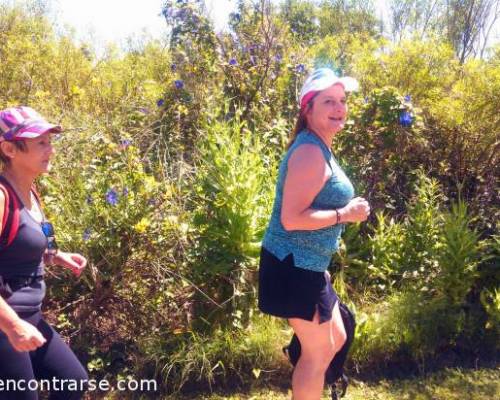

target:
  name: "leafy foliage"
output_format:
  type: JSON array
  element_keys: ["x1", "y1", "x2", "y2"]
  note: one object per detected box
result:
[{"x1": 0, "y1": 0, "x2": 498, "y2": 394}]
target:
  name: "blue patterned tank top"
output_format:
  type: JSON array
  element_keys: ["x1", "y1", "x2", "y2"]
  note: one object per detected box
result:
[{"x1": 262, "y1": 130, "x2": 355, "y2": 272}]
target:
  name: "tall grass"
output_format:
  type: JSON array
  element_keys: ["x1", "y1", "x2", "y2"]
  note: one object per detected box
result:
[{"x1": 138, "y1": 315, "x2": 288, "y2": 394}]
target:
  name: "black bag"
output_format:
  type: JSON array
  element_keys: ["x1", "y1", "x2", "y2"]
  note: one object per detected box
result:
[{"x1": 283, "y1": 301, "x2": 356, "y2": 400}]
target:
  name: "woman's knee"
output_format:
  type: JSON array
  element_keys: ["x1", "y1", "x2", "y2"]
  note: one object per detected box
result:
[{"x1": 301, "y1": 341, "x2": 337, "y2": 371}]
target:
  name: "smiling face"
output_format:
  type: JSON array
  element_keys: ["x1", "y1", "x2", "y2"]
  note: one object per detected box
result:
[
  {"x1": 0, "y1": 133, "x2": 56, "y2": 175},
  {"x1": 305, "y1": 83, "x2": 347, "y2": 136}
]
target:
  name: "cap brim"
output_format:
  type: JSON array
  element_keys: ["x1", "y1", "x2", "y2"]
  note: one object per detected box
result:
[
  {"x1": 337, "y1": 77, "x2": 359, "y2": 92},
  {"x1": 15, "y1": 122, "x2": 62, "y2": 139}
]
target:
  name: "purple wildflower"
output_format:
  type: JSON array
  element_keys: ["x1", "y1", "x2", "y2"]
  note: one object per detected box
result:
[
  {"x1": 295, "y1": 64, "x2": 305, "y2": 74},
  {"x1": 399, "y1": 111, "x2": 413, "y2": 127},
  {"x1": 229, "y1": 58, "x2": 238, "y2": 66},
  {"x1": 105, "y1": 188, "x2": 119, "y2": 206},
  {"x1": 157, "y1": 99, "x2": 165, "y2": 107},
  {"x1": 83, "y1": 229, "x2": 91, "y2": 241},
  {"x1": 86, "y1": 195, "x2": 93, "y2": 205},
  {"x1": 171, "y1": 63, "x2": 177, "y2": 71},
  {"x1": 404, "y1": 94, "x2": 411, "y2": 102},
  {"x1": 119, "y1": 139, "x2": 131, "y2": 149},
  {"x1": 122, "y1": 187, "x2": 129, "y2": 196},
  {"x1": 174, "y1": 80, "x2": 184, "y2": 89}
]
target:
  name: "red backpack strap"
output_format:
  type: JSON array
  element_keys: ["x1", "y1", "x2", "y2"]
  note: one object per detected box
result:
[
  {"x1": 0, "y1": 178, "x2": 20, "y2": 250},
  {"x1": 0, "y1": 183, "x2": 9, "y2": 233}
]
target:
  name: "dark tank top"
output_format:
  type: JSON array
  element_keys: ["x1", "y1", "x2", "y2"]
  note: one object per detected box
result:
[{"x1": 0, "y1": 176, "x2": 46, "y2": 312}]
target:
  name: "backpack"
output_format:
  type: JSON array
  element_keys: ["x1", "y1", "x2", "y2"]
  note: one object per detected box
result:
[
  {"x1": 283, "y1": 301, "x2": 356, "y2": 400},
  {"x1": 0, "y1": 176, "x2": 41, "y2": 251}
]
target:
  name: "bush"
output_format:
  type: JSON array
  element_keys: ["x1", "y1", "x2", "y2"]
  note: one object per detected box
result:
[
  {"x1": 189, "y1": 111, "x2": 276, "y2": 329},
  {"x1": 352, "y1": 173, "x2": 490, "y2": 369}
]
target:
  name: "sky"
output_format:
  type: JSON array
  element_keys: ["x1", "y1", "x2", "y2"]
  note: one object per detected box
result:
[
  {"x1": 50, "y1": 0, "x2": 235, "y2": 48},
  {"x1": 37, "y1": 0, "x2": 497, "y2": 53}
]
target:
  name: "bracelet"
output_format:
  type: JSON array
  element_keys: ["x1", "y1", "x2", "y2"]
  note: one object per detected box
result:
[{"x1": 335, "y1": 209, "x2": 340, "y2": 225}]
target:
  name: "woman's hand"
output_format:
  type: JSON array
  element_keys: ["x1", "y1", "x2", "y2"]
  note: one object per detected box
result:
[
  {"x1": 339, "y1": 197, "x2": 371, "y2": 223},
  {"x1": 52, "y1": 251, "x2": 87, "y2": 277},
  {"x1": 5, "y1": 318, "x2": 46, "y2": 352}
]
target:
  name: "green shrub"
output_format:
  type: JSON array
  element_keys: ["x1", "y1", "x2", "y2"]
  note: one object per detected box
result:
[
  {"x1": 352, "y1": 175, "x2": 489, "y2": 367},
  {"x1": 189, "y1": 111, "x2": 276, "y2": 328}
]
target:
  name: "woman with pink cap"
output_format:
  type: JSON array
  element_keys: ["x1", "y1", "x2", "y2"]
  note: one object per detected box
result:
[
  {"x1": 258, "y1": 68, "x2": 370, "y2": 399},
  {"x1": 0, "y1": 106, "x2": 88, "y2": 399}
]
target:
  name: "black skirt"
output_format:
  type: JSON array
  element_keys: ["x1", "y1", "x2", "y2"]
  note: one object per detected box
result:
[{"x1": 258, "y1": 247, "x2": 338, "y2": 323}]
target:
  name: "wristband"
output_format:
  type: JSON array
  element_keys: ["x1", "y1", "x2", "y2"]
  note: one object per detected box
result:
[{"x1": 335, "y1": 209, "x2": 340, "y2": 225}]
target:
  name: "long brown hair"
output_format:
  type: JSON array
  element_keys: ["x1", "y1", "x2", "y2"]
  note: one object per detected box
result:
[{"x1": 287, "y1": 102, "x2": 312, "y2": 149}]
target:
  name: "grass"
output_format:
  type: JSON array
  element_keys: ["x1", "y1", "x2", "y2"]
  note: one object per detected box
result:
[{"x1": 172, "y1": 367, "x2": 499, "y2": 400}]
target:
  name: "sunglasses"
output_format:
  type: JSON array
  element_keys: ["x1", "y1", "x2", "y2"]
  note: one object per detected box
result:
[{"x1": 41, "y1": 221, "x2": 58, "y2": 255}]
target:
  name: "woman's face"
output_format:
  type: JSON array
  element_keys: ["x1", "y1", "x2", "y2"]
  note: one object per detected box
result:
[
  {"x1": 306, "y1": 83, "x2": 347, "y2": 136},
  {"x1": 3, "y1": 133, "x2": 56, "y2": 175}
]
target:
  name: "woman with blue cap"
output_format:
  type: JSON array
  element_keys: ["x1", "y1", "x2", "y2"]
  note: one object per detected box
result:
[
  {"x1": 258, "y1": 68, "x2": 370, "y2": 399},
  {"x1": 0, "y1": 106, "x2": 88, "y2": 399}
]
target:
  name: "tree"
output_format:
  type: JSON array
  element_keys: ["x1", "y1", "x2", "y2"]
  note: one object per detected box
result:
[
  {"x1": 319, "y1": 0, "x2": 381, "y2": 38},
  {"x1": 389, "y1": 0, "x2": 445, "y2": 42},
  {"x1": 445, "y1": 0, "x2": 500, "y2": 63},
  {"x1": 388, "y1": 0, "x2": 500, "y2": 62},
  {"x1": 281, "y1": 0, "x2": 319, "y2": 43}
]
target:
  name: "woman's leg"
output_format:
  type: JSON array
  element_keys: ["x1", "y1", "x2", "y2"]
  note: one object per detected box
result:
[
  {"x1": 288, "y1": 302, "x2": 347, "y2": 400},
  {"x1": 31, "y1": 318, "x2": 88, "y2": 400},
  {"x1": 0, "y1": 331, "x2": 38, "y2": 400}
]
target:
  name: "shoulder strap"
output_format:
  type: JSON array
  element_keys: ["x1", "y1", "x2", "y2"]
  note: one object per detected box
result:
[
  {"x1": 0, "y1": 178, "x2": 21, "y2": 250},
  {"x1": 30, "y1": 183, "x2": 41, "y2": 205}
]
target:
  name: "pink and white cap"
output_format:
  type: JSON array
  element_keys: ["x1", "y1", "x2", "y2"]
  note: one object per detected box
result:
[
  {"x1": 299, "y1": 68, "x2": 359, "y2": 110},
  {"x1": 0, "y1": 106, "x2": 62, "y2": 142}
]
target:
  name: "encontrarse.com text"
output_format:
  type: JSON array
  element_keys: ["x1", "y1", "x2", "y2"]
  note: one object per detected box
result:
[{"x1": 0, "y1": 378, "x2": 157, "y2": 392}]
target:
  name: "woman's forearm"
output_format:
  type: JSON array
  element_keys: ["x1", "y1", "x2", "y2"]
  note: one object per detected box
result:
[
  {"x1": 281, "y1": 207, "x2": 347, "y2": 231},
  {"x1": 0, "y1": 295, "x2": 21, "y2": 334}
]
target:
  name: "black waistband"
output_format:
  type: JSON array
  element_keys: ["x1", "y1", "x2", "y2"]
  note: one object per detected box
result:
[{"x1": 0, "y1": 275, "x2": 44, "y2": 299}]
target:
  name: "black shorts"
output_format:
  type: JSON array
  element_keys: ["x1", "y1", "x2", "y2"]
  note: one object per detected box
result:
[{"x1": 258, "y1": 247, "x2": 338, "y2": 323}]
